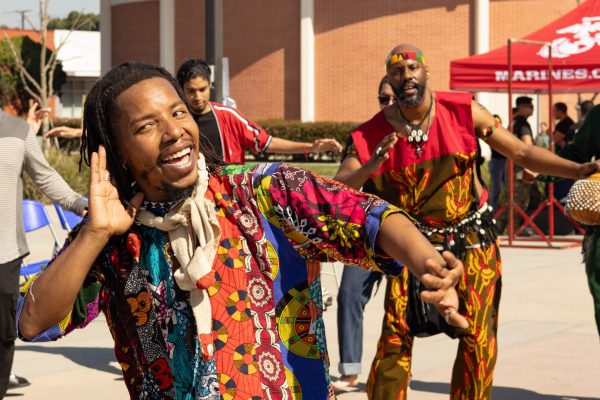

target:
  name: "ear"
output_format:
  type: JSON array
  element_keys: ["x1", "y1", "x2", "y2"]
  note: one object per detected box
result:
[{"x1": 425, "y1": 65, "x2": 431, "y2": 80}]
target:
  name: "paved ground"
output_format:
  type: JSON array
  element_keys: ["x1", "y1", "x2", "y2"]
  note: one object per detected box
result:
[{"x1": 10, "y1": 208, "x2": 600, "y2": 399}]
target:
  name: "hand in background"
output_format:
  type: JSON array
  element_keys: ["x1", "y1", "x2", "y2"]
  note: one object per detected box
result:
[
  {"x1": 46, "y1": 126, "x2": 83, "y2": 139},
  {"x1": 311, "y1": 138, "x2": 343, "y2": 154},
  {"x1": 26, "y1": 102, "x2": 51, "y2": 134}
]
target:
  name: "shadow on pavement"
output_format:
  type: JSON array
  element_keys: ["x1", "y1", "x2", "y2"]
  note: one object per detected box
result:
[
  {"x1": 17, "y1": 345, "x2": 122, "y2": 376},
  {"x1": 411, "y1": 380, "x2": 600, "y2": 400}
]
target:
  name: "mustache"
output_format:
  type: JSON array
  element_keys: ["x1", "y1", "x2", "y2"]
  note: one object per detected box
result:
[{"x1": 393, "y1": 81, "x2": 427, "y2": 107}]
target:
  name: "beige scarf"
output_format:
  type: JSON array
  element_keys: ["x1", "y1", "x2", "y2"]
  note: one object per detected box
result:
[{"x1": 136, "y1": 154, "x2": 221, "y2": 361}]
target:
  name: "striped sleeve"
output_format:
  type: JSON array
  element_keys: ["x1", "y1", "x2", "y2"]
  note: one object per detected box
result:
[{"x1": 23, "y1": 127, "x2": 87, "y2": 215}]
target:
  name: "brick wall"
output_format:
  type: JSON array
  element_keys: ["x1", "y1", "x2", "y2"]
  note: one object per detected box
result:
[
  {"x1": 315, "y1": 1, "x2": 471, "y2": 122},
  {"x1": 110, "y1": 0, "x2": 590, "y2": 123},
  {"x1": 223, "y1": 1, "x2": 300, "y2": 120},
  {"x1": 175, "y1": 0, "x2": 206, "y2": 65},
  {"x1": 111, "y1": 1, "x2": 160, "y2": 66}
]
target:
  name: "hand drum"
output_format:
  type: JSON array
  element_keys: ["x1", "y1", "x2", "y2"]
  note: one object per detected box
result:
[{"x1": 566, "y1": 172, "x2": 600, "y2": 226}]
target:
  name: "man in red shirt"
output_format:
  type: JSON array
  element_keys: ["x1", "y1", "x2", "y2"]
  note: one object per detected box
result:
[
  {"x1": 176, "y1": 59, "x2": 341, "y2": 163},
  {"x1": 334, "y1": 44, "x2": 599, "y2": 399}
]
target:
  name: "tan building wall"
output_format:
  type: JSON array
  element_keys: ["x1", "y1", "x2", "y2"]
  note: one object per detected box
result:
[{"x1": 109, "y1": 0, "x2": 589, "y2": 124}]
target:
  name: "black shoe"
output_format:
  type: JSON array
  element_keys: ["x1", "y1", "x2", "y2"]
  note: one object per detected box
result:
[{"x1": 8, "y1": 374, "x2": 30, "y2": 390}]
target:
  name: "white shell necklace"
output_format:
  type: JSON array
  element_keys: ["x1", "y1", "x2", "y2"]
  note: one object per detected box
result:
[{"x1": 397, "y1": 92, "x2": 434, "y2": 158}]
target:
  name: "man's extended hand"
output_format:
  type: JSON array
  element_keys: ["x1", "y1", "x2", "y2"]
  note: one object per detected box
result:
[
  {"x1": 576, "y1": 160, "x2": 600, "y2": 179},
  {"x1": 419, "y1": 251, "x2": 469, "y2": 330},
  {"x1": 365, "y1": 133, "x2": 398, "y2": 173},
  {"x1": 45, "y1": 126, "x2": 83, "y2": 139},
  {"x1": 311, "y1": 138, "x2": 343, "y2": 154}
]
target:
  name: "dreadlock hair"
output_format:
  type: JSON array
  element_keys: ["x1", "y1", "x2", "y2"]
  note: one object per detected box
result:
[
  {"x1": 81, "y1": 61, "x2": 224, "y2": 201},
  {"x1": 176, "y1": 59, "x2": 212, "y2": 88}
]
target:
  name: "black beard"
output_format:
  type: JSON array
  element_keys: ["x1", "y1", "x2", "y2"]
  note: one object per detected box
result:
[
  {"x1": 163, "y1": 181, "x2": 197, "y2": 201},
  {"x1": 393, "y1": 82, "x2": 427, "y2": 108}
]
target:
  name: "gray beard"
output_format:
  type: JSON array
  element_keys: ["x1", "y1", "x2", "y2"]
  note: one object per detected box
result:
[{"x1": 394, "y1": 83, "x2": 426, "y2": 108}]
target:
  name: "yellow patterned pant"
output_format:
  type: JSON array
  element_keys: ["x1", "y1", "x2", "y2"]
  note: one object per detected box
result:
[{"x1": 367, "y1": 242, "x2": 502, "y2": 400}]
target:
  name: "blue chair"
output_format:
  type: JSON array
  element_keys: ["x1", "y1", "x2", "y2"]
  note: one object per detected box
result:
[
  {"x1": 53, "y1": 203, "x2": 83, "y2": 231},
  {"x1": 21, "y1": 200, "x2": 61, "y2": 277}
]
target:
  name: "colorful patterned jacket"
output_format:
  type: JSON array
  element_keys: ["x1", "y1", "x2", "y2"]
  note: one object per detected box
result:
[{"x1": 18, "y1": 163, "x2": 405, "y2": 400}]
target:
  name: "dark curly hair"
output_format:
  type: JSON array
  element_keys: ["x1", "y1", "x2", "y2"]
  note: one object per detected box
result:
[
  {"x1": 176, "y1": 59, "x2": 212, "y2": 88},
  {"x1": 81, "y1": 61, "x2": 222, "y2": 200}
]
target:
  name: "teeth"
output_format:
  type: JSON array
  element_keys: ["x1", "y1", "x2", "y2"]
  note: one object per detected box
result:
[{"x1": 163, "y1": 147, "x2": 191, "y2": 161}]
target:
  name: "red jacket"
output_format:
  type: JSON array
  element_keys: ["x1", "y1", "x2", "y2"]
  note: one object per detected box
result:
[{"x1": 210, "y1": 102, "x2": 272, "y2": 163}]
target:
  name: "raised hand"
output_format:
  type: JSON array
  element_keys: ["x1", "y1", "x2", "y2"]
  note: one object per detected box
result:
[
  {"x1": 26, "y1": 102, "x2": 51, "y2": 135},
  {"x1": 87, "y1": 145, "x2": 144, "y2": 239},
  {"x1": 365, "y1": 133, "x2": 398, "y2": 172},
  {"x1": 419, "y1": 251, "x2": 469, "y2": 329},
  {"x1": 311, "y1": 138, "x2": 343, "y2": 154}
]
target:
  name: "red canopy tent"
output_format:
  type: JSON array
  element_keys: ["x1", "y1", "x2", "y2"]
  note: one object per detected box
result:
[{"x1": 450, "y1": 0, "x2": 600, "y2": 93}]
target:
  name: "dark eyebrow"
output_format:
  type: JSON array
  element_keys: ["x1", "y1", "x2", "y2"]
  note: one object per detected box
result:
[{"x1": 128, "y1": 100, "x2": 185, "y2": 127}]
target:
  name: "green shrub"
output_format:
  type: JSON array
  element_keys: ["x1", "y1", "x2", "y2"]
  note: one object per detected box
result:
[
  {"x1": 23, "y1": 146, "x2": 89, "y2": 203},
  {"x1": 251, "y1": 120, "x2": 360, "y2": 162}
]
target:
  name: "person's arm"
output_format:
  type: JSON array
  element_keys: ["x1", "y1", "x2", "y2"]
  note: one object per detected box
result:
[
  {"x1": 553, "y1": 129, "x2": 566, "y2": 148},
  {"x1": 23, "y1": 126, "x2": 87, "y2": 215},
  {"x1": 252, "y1": 162, "x2": 468, "y2": 328},
  {"x1": 333, "y1": 133, "x2": 398, "y2": 190},
  {"x1": 472, "y1": 100, "x2": 598, "y2": 179},
  {"x1": 266, "y1": 136, "x2": 343, "y2": 155},
  {"x1": 45, "y1": 126, "x2": 83, "y2": 139},
  {"x1": 18, "y1": 146, "x2": 144, "y2": 339}
]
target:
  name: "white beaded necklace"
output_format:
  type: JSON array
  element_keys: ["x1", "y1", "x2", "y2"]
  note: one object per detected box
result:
[{"x1": 397, "y1": 92, "x2": 434, "y2": 158}]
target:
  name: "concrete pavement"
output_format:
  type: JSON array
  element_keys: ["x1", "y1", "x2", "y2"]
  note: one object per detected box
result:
[{"x1": 12, "y1": 208, "x2": 600, "y2": 399}]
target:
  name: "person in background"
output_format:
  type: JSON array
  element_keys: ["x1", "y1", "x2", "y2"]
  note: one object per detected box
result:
[
  {"x1": 552, "y1": 102, "x2": 575, "y2": 152},
  {"x1": 489, "y1": 114, "x2": 506, "y2": 213},
  {"x1": 569, "y1": 100, "x2": 595, "y2": 139},
  {"x1": 176, "y1": 59, "x2": 342, "y2": 163},
  {"x1": 496, "y1": 96, "x2": 536, "y2": 235},
  {"x1": 535, "y1": 122, "x2": 550, "y2": 150},
  {"x1": 0, "y1": 103, "x2": 87, "y2": 397},
  {"x1": 543, "y1": 105, "x2": 600, "y2": 340},
  {"x1": 331, "y1": 75, "x2": 393, "y2": 391}
]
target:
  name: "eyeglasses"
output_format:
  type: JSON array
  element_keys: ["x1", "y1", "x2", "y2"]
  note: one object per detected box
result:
[{"x1": 378, "y1": 95, "x2": 392, "y2": 105}]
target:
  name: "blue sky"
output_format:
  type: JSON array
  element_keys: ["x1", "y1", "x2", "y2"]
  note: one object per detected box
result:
[{"x1": 0, "y1": 0, "x2": 99, "y2": 29}]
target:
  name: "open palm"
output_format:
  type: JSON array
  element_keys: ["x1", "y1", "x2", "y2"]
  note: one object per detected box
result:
[{"x1": 88, "y1": 146, "x2": 143, "y2": 237}]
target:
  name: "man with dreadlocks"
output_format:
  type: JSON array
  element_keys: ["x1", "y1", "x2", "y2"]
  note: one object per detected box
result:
[
  {"x1": 334, "y1": 44, "x2": 599, "y2": 399},
  {"x1": 16, "y1": 62, "x2": 468, "y2": 400}
]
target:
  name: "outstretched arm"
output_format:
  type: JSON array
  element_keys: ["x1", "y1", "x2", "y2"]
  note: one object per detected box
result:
[
  {"x1": 376, "y1": 213, "x2": 467, "y2": 328},
  {"x1": 266, "y1": 136, "x2": 343, "y2": 155},
  {"x1": 472, "y1": 100, "x2": 598, "y2": 179},
  {"x1": 45, "y1": 126, "x2": 83, "y2": 139},
  {"x1": 18, "y1": 146, "x2": 144, "y2": 339}
]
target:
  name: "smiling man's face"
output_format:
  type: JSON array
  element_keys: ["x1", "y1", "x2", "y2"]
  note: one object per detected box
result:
[{"x1": 111, "y1": 77, "x2": 200, "y2": 202}]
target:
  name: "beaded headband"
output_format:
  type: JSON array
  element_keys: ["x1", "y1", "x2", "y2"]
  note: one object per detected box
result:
[{"x1": 386, "y1": 51, "x2": 427, "y2": 70}]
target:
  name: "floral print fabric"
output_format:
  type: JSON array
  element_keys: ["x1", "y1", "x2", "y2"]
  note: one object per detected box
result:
[{"x1": 18, "y1": 162, "x2": 405, "y2": 400}]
